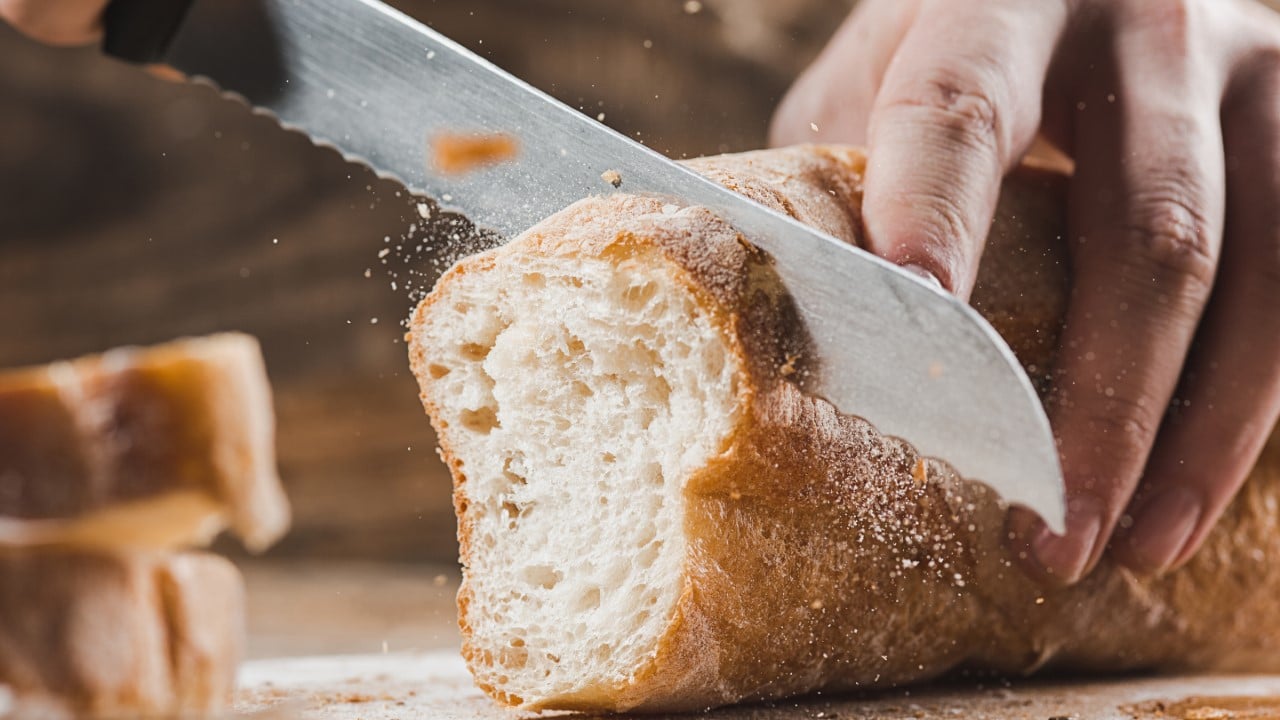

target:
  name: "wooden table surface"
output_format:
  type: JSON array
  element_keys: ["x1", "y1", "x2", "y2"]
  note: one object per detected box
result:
[
  {"x1": 234, "y1": 653, "x2": 1280, "y2": 720},
  {"x1": 238, "y1": 561, "x2": 1280, "y2": 719}
]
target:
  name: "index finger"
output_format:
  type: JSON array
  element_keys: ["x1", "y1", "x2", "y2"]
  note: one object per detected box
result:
[
  {"x1": 863, "y1": 0, "x2": 1067, "y2": 298},
  {"x1": 0, "y1": 0, "x2": 109, "y2": 46}
]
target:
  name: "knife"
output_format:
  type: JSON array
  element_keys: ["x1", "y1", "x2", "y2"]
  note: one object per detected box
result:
[{"x1": 101, "y1": 0, "x2": 1067, "y2": 532}]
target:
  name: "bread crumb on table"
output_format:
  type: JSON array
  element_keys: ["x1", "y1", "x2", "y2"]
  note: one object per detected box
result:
[
  {"x1": 601, "y1": 169, "x2": 623, "y2": 188},
  {"x1": 430, "y1": 132, "x2": 519, "y2": 175}
]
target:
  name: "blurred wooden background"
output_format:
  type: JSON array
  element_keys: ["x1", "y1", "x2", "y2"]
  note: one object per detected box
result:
[{"x1": 0, "y1": 0, "x2": 851, "y2": 561}]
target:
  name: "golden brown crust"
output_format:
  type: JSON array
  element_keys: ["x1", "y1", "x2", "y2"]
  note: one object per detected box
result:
[
  {"x1": 0, "y1": 550, "x2": 244, "y2": 718},
  {"x1": 0, "y1": 333, "x2": 289, "y2": 552},
  {"x1": 412, "y1": 145, "x2": 1280, "y2": 712}
]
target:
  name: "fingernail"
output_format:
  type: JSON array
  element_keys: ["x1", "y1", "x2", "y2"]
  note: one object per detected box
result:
[
  {"x1": 901, "y1": 263, "x2": 944, "y2": 290},
  {"x1": 1120, "y1": 487, "x2": 1201, "y2": 574},
  {"x1": 1030, "y1": 497, "x2": 1104, "y2": 584}
]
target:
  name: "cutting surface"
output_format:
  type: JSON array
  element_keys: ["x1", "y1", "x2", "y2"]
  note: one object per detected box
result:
[
  {"x1": 235, "y1": 652, "x2": 1280, "y2": 719},
  {"x1": 237, "y1": 561, "x2": 1280, "y2": 719}
]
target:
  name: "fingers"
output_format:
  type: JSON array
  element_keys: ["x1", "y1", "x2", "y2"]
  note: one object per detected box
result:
[
  {"x1": 0, "y1": 0, "x2": 110, "y2": 46},
  {"x1": 1012, "y1": 6, "x2": 1229, "y2": 584},
  {"x1": 1112, "y1": 53, "x2": 1280, "y2": 574},
  {"x1": 861, "y1": 0, "x2": 1067, "y2": 297},
  {"x1": 769, "y1": 0, "x2": 921, "y2": 147}
]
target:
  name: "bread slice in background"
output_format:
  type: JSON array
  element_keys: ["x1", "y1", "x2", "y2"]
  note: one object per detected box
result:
[
  {"x1": 408, "y1": 145, "x2": 1280, "y2": 712},
  {"x1": 0, "y1": 550, "x2": 244, "y2": 718},
  {"x1": 0, "y1": 333, "x2": 288, "y2": 717},
  {"x1": 0, "y1": 333, "x2": 289, "y2": 552}
]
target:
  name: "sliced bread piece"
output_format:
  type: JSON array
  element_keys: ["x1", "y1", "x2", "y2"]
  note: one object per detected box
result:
[
  {"x1": 0, "y1": 550, "x2": 244, "y2": 718},
  {"x1": 0, "y1": 333, "x2": 289, "y2": 552},
  {"x1": 408, "y1": 145, "x2": 1280, "y2": 712}
]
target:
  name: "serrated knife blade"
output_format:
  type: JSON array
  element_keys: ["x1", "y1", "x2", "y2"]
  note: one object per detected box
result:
[{"x1": 138, "y1": 0, "x2": 1066, "y2": 532}]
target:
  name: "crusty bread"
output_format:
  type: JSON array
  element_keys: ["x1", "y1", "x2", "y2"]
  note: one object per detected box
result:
[
  {"x1": 0, "y1": 550, "x2": 244, "y2": 718},
  {"x1": 0, "y1": 333, "x2": 288, "y2": 718},
  {"x1": 0, "y1": 333, "x2": 289, "y2": 552},
  {"x1": 408, "y1": 145, "x2": 1280, "y2": 712}
]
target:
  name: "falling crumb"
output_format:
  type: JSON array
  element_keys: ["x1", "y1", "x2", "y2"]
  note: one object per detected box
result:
[
  {"x1": 381, "y1": 640, "x2": 389, "y2": 654},
  {"x1": 1035, "y1": 597, "x2": 1045, "y2": 605},
  {"x1": 416, "y1": 202, "x2": 431, "y2": 219},
  {"x1": 596, "y1": 112, "x2": 606, "y2": 122},
  {"x1": 271, "y1": 237, "x2": 278, "y2": 244},
  {"x1": 779, "y1": 353, "x2": 800, "y2": 377},
  {"x1": 363, "y1": 268, "x2": 372, "y2": 278},
  {"x1": 683, "y1": 0, "x2": 702, "y2": 13},
  {"x1": 809, "y1": 599, "x2": 824, "y2": 610},
  {"x1": 810, "y1": 122, "x2": 820, "y2": 132},
  {"x1": 377, "y1": 248, "x2": 391, "y2": 259},
  {"x1": 601, "y1": 169, "x2": 622, "y2": 188},
  {"x1": 370, "y1": 318, "x2": 379, "y2": 325},
  {"x1": 911, "y1": 458, "x2": 928, "y2": 486},
  {"x1": 643, "y1": 39, "x2": 653, "y2": 49},
  {"x1": 432, "y1": 574, "x2": 449, "y2": 587},
  {"x1": 430, "y1": 132, "x2": 519, "y2": 175}
]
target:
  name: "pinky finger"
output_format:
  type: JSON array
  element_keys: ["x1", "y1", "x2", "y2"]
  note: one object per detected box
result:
[{"x1": 1113, "y1": 56, "x2": 1280, "y2": 574}]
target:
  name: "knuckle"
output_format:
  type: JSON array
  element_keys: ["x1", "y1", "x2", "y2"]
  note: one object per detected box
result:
[
  {"x1": 1122, "y1": 193, "x2": 1218, "y2": 294},
  {"x1": 1126, "y1": 0, "x2": 1197, "y2": 48},
  {"x1": 1071, "y1": 397, "x2": 1162, "y2": 449},
  {"x1": 1055, "y1": 395, "x2": 1163, "y2": 499},
  {"x1": 882, "y1": 70, "x2": 1005, "y2": 153}
]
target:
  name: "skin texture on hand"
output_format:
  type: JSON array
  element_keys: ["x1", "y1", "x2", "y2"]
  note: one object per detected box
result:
[
  {"x1": 0, "y1": 0, "x2": 110, "y2": 45},
  {"x1": 773, "y1": 0, "x2": 1280, "y2": 585}
]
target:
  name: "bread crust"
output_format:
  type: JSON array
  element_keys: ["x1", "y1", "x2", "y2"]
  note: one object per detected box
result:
[
  {"x1": 0, "y1": 333, "x2": 289, "y2": 552},
  {"x1": 0, "y1": 550, "x2": 245, "y2": 718},
  {"x1": 411, "y1": 145, "x2": 1280, "y2": 712}
]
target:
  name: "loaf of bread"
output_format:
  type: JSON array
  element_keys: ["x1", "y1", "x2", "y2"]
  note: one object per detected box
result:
[
  {"x1": 0, "y1": 551, "x2": 244, "y2": 719},
  {"x1": 408, "y1": 145, "x2": 1280, "y2": 712},
  {"x1": 0, "y1": 333, "x2": 289, "y2": 552}
]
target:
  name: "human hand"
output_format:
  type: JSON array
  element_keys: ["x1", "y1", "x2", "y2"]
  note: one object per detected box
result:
[
  {"x1": 772, "y1": 0, "x2": 1280, "y2": 584},
  {"x1": 0, "y1": 0, "x2": 110, "y2": 45}
]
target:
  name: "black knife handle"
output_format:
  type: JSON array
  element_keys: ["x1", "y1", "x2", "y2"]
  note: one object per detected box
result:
[{"x1": 102, "y1": 0, "x2": 196, "y2": 63}]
